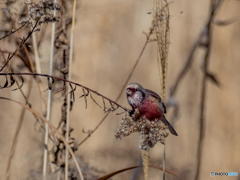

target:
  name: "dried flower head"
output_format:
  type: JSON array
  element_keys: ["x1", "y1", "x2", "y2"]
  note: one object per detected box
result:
[
  {"x1": 115, "y1": 116, "x2": 169, "y2": 150},
  {"x1": 20, "y1": 0, "x2": 61, "y2": 29}
]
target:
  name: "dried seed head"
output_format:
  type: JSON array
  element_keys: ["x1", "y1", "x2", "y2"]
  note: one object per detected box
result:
[
  {"x1": 20, "y1": 0, "x2": 61, "y2": 28},
  {"x1": 115, "y1": 116, "x2": 169, "y2": 150}
]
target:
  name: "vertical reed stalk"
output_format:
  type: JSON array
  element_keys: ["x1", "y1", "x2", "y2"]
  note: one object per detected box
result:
[
  {"x1": 195, "y1": 1, "x2": 223, "y2": 179},
  {"x1": 155, "y1": 0, "x2": 170, "y2": 179},
  {"x1": 141, "y1": 150, "x2": 149, "y2": 180},
  {"x1": 43, "y1": 0, "x2": 57, "y2": 178},
  {"x1": 65, "y1": 0, "x2": 77, "y2": 179},
  {"x1": 32, "y1": 33, "x2": 41, "y2": 74}
]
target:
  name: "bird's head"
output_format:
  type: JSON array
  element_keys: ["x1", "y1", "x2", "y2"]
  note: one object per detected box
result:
[
  {"x1": 126, "y1": 83, "x2": 143, "y2": 97},
  {"x1": 126, "y1": 83, "x2": 145, "y2": 108}
]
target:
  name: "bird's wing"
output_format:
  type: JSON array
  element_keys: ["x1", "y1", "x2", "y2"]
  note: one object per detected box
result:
[
  {"x1": 162, "y1": 102, "x2": 167, "y2": 114},
  {"x1": 144, "y1": 88, "x2": 167, "y2": 113}
]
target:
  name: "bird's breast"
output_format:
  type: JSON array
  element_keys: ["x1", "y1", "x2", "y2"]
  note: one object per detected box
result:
[{"x1": 138, "y1": 98, "x2": 163, "y2": 120}]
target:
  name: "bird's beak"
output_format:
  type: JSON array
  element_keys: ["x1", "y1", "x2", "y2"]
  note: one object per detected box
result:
[{"x1": 126, "y1": 89, "x2": 131, "y2": 96}]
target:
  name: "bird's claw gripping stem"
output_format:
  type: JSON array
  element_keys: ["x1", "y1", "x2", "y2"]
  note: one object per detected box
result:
[{"x1": 128, "y1": 109, "x2": 135, "y2": 117}]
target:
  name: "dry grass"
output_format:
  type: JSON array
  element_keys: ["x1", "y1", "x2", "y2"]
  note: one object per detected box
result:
[{"x1": 0, "y1": 0, "x2": 240, "y2": 180}]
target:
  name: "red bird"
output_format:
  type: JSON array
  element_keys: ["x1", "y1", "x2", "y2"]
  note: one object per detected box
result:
[{"x1": 126, "y1": 83, "x2": 178, "y2": 136}]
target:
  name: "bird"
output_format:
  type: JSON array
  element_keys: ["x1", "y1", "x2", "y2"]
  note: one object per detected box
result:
[{"x1": 126, "y1": 82, "x2": 178, "y2": 136}]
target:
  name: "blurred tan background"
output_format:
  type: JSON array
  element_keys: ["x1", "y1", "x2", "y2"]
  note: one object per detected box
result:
[{"x1": 0, "y1": 0, "x2": 240, "y2": 179}]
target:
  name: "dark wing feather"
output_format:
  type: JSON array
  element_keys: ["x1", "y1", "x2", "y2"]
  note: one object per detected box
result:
[
  {"x1": 162, "y1": 115, "x2": 178, "y2": 136},
  {"x1": 144, "y1": 89, "x2": 161, "y2": 99},
  {"x1": 144, "y1": 88, "x2": 167, "y2": 113},
  {"x1": 162, "y1": 103, "x2": 167, "y2": 114}
]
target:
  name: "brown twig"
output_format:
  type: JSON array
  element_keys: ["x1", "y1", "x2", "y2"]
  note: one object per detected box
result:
[
  {"x1": 168, "y1": 1, "x2": 222, "y2": 123},
  {"x1": 117, "y1": 28, "x2": 154, "y2": 98},
  {"x1": 64, "y1": 0, "x2": 77, "y2": 178},
  {"x1": 77, "y1": 27, "x2": 154, "y2": 147},
  {"x1": 0, "y1": 19, "x2": 40, "y2": 72},
  {"x1": 0, "y1": 22, "x2": 28, "y2": 41},
  {"x1": 214, "y1": 16, "x2": 240, "y2": 26},
  {"x1": 78, "y1": 113, "x2": 109, "y2": 147},
  {"x1": 194, "y1": 1, "x2": 223, "y2": 180},
  {"x1": 0, "y1": 72, "x2": 129, "y2": 112},
  {"x1": 154, "y1": 1, "x2": 170, "y2": 179}
]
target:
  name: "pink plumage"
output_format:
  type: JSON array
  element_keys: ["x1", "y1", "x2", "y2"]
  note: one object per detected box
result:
[{"x1": 138, "y1": 97, "x2": 163, "y2": 120}]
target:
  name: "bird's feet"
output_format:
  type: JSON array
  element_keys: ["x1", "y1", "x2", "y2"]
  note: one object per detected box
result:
[{"x1": 129, "y1": 109, "x2": 140, "y2": 121}]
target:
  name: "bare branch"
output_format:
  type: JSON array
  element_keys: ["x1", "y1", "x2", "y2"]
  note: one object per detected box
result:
[
  {"x1": 76, "y1": 26, "x2": 155, "y2": 147},
  {"x1": 0, "y1": 72, "x2": 130, "y2": 112},
  {"x1": 0, "y1": 19, "x2": 40, "y2": 72},
  {"x1": 0, "y1": 22, "x2": 28, "y2": 41},
  {"x1": 194, "y1": 1, "x2": 224, "y2": 180}
]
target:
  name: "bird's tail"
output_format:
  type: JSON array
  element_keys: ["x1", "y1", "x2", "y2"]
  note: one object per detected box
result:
[{"x1": 161, "y1": 116, "x2": 178, "y2": 136}]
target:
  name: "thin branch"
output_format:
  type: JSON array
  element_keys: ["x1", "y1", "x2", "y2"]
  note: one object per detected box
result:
[
  {"x1": 32, "y1": 33, "x2": 42, "y2": 74},
  {"x1": 0, "y1": 22, "x2": 28, "y2": 41},
  {"x1": 43, "y1": 0, "x2": 57, "y2": 175},
  {"x1": 77, "y1": 113, "x2": 109, "y2": 147},
  {"x1": 97, "y1": 164, "x2": 177, "y2": 180},
  {"x1": 154, "y1": 1, "x2": 170, "y2": 180},
  {"x1": 168, "y1": 1, "x2": 222, "y2": 122},
  {"x1": 214, "y1": 16, "x2": 240, "y2": 26},
  {"x1": 141, "y1": 150, "x2": 149, "y2": 180},
  {"x1": 116, "y1": 27, "x2": 154, "y2": 99},
  {"x1": 77, "y1": 25, "x2": 154, "y2": 147},
  {"x1": 31, "y1": 31, "x2": 46, "y2": 118},
  {"x1": 0, "y1": 19, "x2": 39, "y2": 72},
  {"x1": 194, "y1": 1, "x2": 223, "y2": 180},
  {"x1": 163, "y1": 144, "x2": 166, "y2": 180},
  {"x1": 0, "y1": 72, "x2": 129, "y2": 112},
  {"x1": 65, "y1": 0, "x2": 77, "y2": 179}
]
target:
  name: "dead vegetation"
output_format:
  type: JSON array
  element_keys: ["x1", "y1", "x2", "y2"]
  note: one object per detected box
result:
[{"x1": 0, "y1": 0, "x2": 239, "y2": 180}]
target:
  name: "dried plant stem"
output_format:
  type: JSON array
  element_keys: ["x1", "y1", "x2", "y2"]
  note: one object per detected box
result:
[
  {"x1": 31, "y1": 19, "x2": 46, "y2": 120},
  {"x1": 65, "y1": 0, "x2": 77, "y2": 179},
  {"x1": 141, "y1": 150, "x2": 149, "y2": 180},
  {"x1": 43, "y1": 0, "x2": 57, "y2": 178},
  {"x1": 0, "y1": 19, "x2": 39, "y2": 72},
  {"x1": 154, "y1": 0, "x2": 170, "y2": 179},
  {"x1": 0, "y1": 22, "x2": 27, "y2": 41},
  {"x1": 114, "y1": 25, "x2": 153, "y2": 180},
  {"x1": 162, "y1": 145, "x2": 166, "y2": 180},
  {"x1": 32, "y1": 33, "x2": 42, "y2": 74},
  {"x1": 195, "y1": 29, "x2": 211, "y2": 180},
  {"x1": 5, "y1": 80, "x2": 33, "y2": 180},
  {"x1": 195, "y1": 1, "x2": 223, "y2": 180},
  {"x1": 157, "y1": 48, "x2": 167, "y2": 180},
  {"x1": 98, "y1": 164, "x2": 176, "y2": 180},
  {"x1": 27, "y1": 0, "x2": 40, "y2": 72},
  {"x1": 78, "y1": 112, "x2": 109, "y2": 146},
  {"x1": 0, "y1": 72, "x2": 129, "y2": 112},
  {"x1": 77, "y1": 28, "x2": 154, "y2": 147}
]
